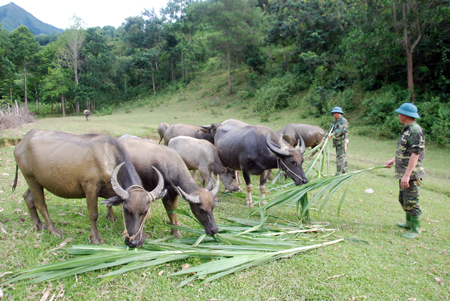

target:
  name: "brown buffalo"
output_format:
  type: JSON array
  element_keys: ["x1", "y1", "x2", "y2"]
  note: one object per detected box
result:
[
  {"x1": 103, "y1": 135, "x2": 220, "y2": 238},
  {"x1": 13, "y1": 129, "x2": 164, "y2": 247}
]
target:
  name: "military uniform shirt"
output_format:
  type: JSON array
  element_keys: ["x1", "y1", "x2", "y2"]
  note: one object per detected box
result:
[
  {"x1": 329, "y1": 116, "x2": 349, "y2": 147},
  {"x1": 395, "y1": 121, "x2": 425, "y2": 179}
]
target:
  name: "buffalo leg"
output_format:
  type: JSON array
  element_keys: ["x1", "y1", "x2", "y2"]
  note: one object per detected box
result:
[
  {"x1": 24, "y1": 181, "x2": 62, "y2": 237},
  {"x1": 84, "y1": 189, "x2": 104, "y2": 244},
  {"x1": 23, "y1": 188, "x2": 45, "y2": 231},
  {"x1": 242, "y1": 171, "x2": 253, "y2": 207},
  {"x1": 162, "y1": 196, "x2": 182, "y2": 238},
  {"x1": 260, "y1": 170, "x2": 269, "y2": 205},
  {"x1": 106, "y1": 206, "x2": 117, "y2": 222}
]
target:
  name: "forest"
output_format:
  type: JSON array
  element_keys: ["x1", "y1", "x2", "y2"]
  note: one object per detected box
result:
[{"x1": 0, "y1": 0, "x2": 449, "y2": 145}]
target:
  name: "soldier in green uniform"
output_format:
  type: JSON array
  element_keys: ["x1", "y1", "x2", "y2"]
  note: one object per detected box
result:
[
  {"x1": 326, "y1": 107, "x2": 349, "y2": 175},
  {"x1": 385, "y1": 103, "x2": 425, "y2": 239}
]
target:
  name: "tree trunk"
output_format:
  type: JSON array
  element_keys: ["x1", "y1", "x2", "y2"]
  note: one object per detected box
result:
[
  {"x1": 35, "y1": 88, "x2": 39, "y2": 112},
  {"x1": 61, "y1": 94, "x2": 66, "y2": 117},
  {"x1": 227, "y1": 43, "x2": 232, "y2": 94},
  {"x1": 76, "y1": 101, "x2": 80, "y2": 114},
  {"x1": 181, "y1": 52, "x2": 184, "y2": 80},
  {"x1": 9, "y1": 80, "x2": 13, "y2": 103},
  {"x1": 124, "y1": 74, "x2": 127, "y2": 94},
  {"x1": 151, "y1": 62, "x2": 156, "y2": 95},
  {"x1": 24, "y1": 64, "x2": 28, "y2": 108}
]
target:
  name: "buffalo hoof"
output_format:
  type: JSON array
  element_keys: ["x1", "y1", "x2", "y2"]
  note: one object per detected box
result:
[
  {"x1": 33, "y1": 221, "x2": 46, "y2": 231},
  {"x1": 261, "y1": 200, "x2": 267, "y2": 206},
  {"x1": 48, "y1": 226, "x2": 63, "y2": 237},
  {"x1": 90, "y1": 235, "x2": 105, "y2": 245},
  {"x1": 172, "y1": 229, "x2": 182, "y2": 239},
  {"x1": 245, "y1": 201, "x2": 254, "y2": 208}
]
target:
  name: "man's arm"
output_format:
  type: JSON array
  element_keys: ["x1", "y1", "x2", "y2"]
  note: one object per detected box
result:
[{"x1": 400, "y1": 153, "x2": 420, "y2": 188}]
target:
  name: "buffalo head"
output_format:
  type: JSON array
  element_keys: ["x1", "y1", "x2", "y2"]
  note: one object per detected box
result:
[
  {"x1": 176, "y1": 177, "x2": 220, "y2": 235},
  {"x1": 102, "y1": 162, "x2": 165, "y2": 248},
  {"x1": 220, "y1": 167, "x2": 241, "y2": 193},
  {"x1": 265, "y1": 133, "x2": 308, "y2": 185}
]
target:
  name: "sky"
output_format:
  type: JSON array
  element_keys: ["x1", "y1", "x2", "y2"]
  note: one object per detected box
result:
[{"x1": 0, "y1": 0, "x2": 169, "y2": 29}]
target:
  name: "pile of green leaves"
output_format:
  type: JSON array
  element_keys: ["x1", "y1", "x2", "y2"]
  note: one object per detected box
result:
[{"x1": 2, "y1": 218, "x2": 342, "y2": 288}]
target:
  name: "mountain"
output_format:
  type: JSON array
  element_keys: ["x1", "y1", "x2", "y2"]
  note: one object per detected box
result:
[{"x1": 0, "y1": 2, "x2": 63, "y2": 35}]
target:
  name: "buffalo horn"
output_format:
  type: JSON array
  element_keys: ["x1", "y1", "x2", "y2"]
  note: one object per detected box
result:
[
  {"x1": 206, "y1": 178, "x2": 214, "y2": 191},
  {"x1": 149, "y1": 167, "x2": 165, "y2": 201},
  {"x1": 209, "y1": 175, "x2": 220, "y2": 198},
  {"x1": 278, "y1": 136, "x2": 289, "y2": 150},
  {"x1": 296, "y1": 132, "x2": 306, "y2": 154},
  {"x1": 111, "y1": 162, "x2": 129, "y2": 201},
  {"x1": 201, "y1": 124, "x2": 212, "y2": 129},
  {"x1": 176, "y1": 186, "x2": 200, "y2": 204},
  {"x1": 265, "y1": 133, "x2": 289, "y2": 156}
]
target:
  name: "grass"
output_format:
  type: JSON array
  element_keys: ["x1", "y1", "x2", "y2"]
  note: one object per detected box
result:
[{"x1": 0, "y1": 70, "x2": 449, "y2": 300}]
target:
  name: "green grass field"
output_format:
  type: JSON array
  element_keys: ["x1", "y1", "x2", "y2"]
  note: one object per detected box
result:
[{"x1": 0, "y1": 78, "x2": 449, "y2": 300}]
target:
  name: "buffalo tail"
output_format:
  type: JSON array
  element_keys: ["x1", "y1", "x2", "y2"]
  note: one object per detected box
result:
[{"x1": 12, "y1": 165, "x2": 18, "y2": 193}]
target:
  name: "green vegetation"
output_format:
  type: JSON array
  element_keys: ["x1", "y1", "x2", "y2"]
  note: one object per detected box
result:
[
  {"x1": 0, "y1": 0, "x2": 449, "y2": 144},
  {"x1": 0, "y1": 87, "x2": 449, "y2": 299}
]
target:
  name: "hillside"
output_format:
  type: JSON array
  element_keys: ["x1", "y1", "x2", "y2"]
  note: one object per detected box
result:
[{"x1": 0, "y1": 2, "x2": 63, "y2": 35}]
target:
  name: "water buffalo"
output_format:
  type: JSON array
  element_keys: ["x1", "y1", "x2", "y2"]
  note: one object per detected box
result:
[
  {"x1": 215, "y1": 124, "x2": 308, "y2": 206},
  {"x1": 157, "y1": 122, "x2": 169, "y2": 144},
  {"x1": 83, "y1": 109, "x2": 91, "y2": 121},
  {"x1": 168, "y1": 136, "x2": 240, "y2": 192},
  {"x1": 103, "y1": 135, "x2": 219, "y2": 238},
  {"x1": 12, "y1": 129, "x2": 164, "y2": 247},
  {"x1": 163, "y1": 123, "x2": 219, "y2": 145},
  {"x1": 277, "y1": 124, "x2": 325, "y2": 149}
]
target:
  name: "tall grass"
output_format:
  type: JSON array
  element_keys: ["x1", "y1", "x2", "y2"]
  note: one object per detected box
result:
[{"x1": 0, "y1": 104, "x2": 34, "y2": 131}]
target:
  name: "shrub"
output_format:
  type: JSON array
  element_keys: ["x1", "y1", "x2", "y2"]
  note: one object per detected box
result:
[
  {"x1": 252, "y1": 73, "x2": 297, "y2": 121},
  {"x1": 96, "y1": 105, "x2": 113, "y2": 116},
  {"x1": 0, "y1": 105, "x2": 34, "y2": 131}
]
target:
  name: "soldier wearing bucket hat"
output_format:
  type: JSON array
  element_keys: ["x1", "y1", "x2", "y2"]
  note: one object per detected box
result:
[
  {"x1": 385, "y1": 102, "x2": 425, "y2": 239},
  {"x1": 326, "y1": 107, "x2": 349, "y2": 175}
]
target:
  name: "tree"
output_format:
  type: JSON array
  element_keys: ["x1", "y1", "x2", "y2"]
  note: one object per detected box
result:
[
  {"x1": 0, "y1": 26, "x2": 16, "y2": 104},
  {"x1": 10, "y1": 25, "x2": 40, "y2": 107},
  {"x1": 42, "y1": 58, "x2": 73, "y2": 116},
  {"x1": 59, "y1": 15, "x2": 86, "y2": 113},
  {"x1": 191, "y1": 0, "x2": 264, "y2": 94},
  {"x1": 392, "y1": 0, "x2": 439, "y2": 102},
  {"x1": 77, "y1": 27, "x2": 116, "y2": 111}
]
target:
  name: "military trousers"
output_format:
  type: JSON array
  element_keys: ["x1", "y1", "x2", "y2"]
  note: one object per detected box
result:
[
  {"x1": 335, "y1": 144, "x2": 348, "y2": 175},
  {"x1": 398, "y1": 179, "x2": 422, "y2": 216}
]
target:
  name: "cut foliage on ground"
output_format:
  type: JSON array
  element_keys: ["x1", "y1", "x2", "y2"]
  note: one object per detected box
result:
[{"x1": 2, "y1": 218, "x2": 343, "y2": 288}]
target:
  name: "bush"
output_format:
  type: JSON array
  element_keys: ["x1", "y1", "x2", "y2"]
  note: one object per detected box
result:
[
  {"x1": 0, "y1": 105, "x2": 34, "y2": 131},
  {"x1": 96, "y1": 105, "x2": 113, "y2": 116},
  {"x1": 252, "y1": 73, "x2": 297, "y2": 121}
]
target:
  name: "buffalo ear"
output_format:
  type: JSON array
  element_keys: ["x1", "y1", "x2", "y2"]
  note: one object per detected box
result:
[{"x1": 101, "y1": 196, "x2": 124, "y2": 207}]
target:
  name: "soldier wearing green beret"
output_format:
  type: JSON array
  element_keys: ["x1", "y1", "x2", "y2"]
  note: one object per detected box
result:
[
  {"x1": 385, "y1": 103, "x2": 425, "y2": 239},
  {"x1": 326, "y1": 107, "x2": 349, "y2": 175}
]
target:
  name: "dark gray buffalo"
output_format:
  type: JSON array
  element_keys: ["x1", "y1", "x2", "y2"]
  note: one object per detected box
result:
[
  {"x1": 163, "y1": 123, "x2": 219, "y2": 145},
  {"x1": 277, "y1": 124, "x2": 325, "y2": 149},
  {"x1": 13, "y1": 129, "x2": 164, "y2": 247},
  {"x1": 158, "y1": 122, "x2": 169, "y2": 144},
  {"x1": 168, "y1": 136, "x2": 240, "y2": 192},
  {"x1": 103, "y1": 135, "x2": 219, "y2": 238},
  {"x1": 215, "y1": 124, "x2": 308, "y2": 206}
]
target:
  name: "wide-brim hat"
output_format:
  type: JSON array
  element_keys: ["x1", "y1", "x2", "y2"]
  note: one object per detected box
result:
[
  {"x1": 395, "y1": 103, "x2": 420, "y2": 119},
  {"x1": 331, "y1": 107, "x2": 344, "y2": 114}
]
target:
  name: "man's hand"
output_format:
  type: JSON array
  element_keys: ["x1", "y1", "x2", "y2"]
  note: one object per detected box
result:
[
  {"x1": 401, "y1": 174, "x2": 410, "y2": 188},
  {"x1": 327, "y1": 133, "x2": 332, "y2": 139},
  {"x1": 384, "y1": 157, "x2": 395, "y2": 168}
]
